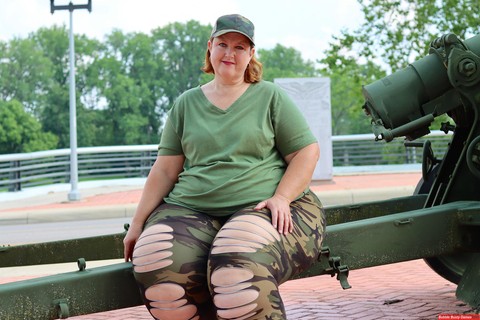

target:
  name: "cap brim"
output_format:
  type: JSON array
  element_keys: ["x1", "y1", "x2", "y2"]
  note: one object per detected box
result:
[{"x1": 211, "y1": 29, "x2": 255, "y2": 45}]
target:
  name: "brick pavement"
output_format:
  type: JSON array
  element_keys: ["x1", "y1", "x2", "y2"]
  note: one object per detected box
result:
[{"x1": 65, "y1": 259, "x2": 475, "y2": 320}]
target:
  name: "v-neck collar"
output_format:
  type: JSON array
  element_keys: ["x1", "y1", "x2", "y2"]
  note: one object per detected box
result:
[{"x1": 198, "y1": 83, "x2": 255, "y2": 113}]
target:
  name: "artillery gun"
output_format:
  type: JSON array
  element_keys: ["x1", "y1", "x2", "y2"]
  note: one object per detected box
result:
[{"x1": 1, "y1": 33, "x2": 479, "y2": 319}]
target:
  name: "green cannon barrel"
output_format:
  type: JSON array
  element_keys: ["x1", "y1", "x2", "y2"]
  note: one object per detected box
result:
[{"x1": 362, "y1": 33, "x2": 480, "y2": 142}]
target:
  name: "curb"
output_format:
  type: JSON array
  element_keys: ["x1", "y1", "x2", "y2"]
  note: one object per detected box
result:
[
  {"x1": 0, "y1": 204, "x2": 137, "y2": 225},
  {"x1": 0, "y1": 186, "x2": 416, "y2": 226}
]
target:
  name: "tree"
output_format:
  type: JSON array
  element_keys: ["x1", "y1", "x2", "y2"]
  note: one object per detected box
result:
[
  {"x1": 88, "y1": 29, "x2": 169, "y2": 145},
  {"x1": 0, "y1": 37, "x2": 53, "y2": 114},
  {"x1": 122, "y1": 32, "x2": 165, "y2": 142},
  {"x1": 320, "y1": 0, "x2": 480, "y2": 134},
  {"x1": 152, "y1": 20, "x2": 212, "y2": 108},
  {"x1": 86, "y1": 21, "x2": 211, "y2": 146},
  {"x1": 0, "y1": 100, "x2": 58, "y2": 154},
  {"x1": 321, "y1": 51, "x2": 386, "y2": 135},
  {"x1": 257, "y1": 44, "x2": 317, "y2": 81},
  {"x1": 87, "y1": 30, "x2": 146, "y2": 145},
  {"x1": 32, "y1": 26, "x2": 103, "y2": 148},
  {"x1": 325, "y1": 0, "x2": 480, "y2": 73}
]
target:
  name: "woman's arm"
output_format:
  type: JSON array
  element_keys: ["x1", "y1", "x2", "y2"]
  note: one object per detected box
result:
[
  {"x1": 123, "y1": 154, "x2": 185, "y2": 261},
  {"x1": 276, "y1": 142, "x2": 319, "y2": 201},
  {"x1": 255, "y1": 142, "x2": 320, "y2": 234}
]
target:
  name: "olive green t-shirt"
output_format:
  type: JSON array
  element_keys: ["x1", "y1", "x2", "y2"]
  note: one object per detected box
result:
[{"x1": 159, "y1": 80, "x2": 316, "y2": 216}]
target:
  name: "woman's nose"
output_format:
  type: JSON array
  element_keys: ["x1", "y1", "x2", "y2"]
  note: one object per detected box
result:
[{"x1": 224, "y1": 47, "x2": 235, "y2": 56}]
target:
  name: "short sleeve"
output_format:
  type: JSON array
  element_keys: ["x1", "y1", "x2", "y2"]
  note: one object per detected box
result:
[
  {"x1": 158, "y1": 113, "x2": 183, "y2": 156},
  {"x1": 271, "y1": 86, "x2": 317, "y2": 156}
]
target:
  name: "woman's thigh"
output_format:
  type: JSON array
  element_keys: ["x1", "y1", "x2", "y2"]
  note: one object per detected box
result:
[
  {"x1": 209, "y1": 192, "x2": 326, "y2": 281},
  {"x1": 133, "y1": 203, "x2": 223, "y2": 307}
]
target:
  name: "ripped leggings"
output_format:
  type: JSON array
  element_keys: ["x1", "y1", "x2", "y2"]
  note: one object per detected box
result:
[{"x1": 132, "y1": 192, "x2": 326, "y2": 320}]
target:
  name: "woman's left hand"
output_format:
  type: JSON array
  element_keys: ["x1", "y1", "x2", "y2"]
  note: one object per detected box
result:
[{"x1": 255, "y1": 194, "x2": 293, "y2": 235}]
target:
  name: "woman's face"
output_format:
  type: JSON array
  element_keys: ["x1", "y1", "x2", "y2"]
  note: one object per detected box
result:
[{"x1": 208, "y1": 32, "x2": 254, "y2": 83}]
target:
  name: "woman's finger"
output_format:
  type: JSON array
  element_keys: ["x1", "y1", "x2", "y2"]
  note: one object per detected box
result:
[
  {"x1": 276, "y1": 209, "x2": 284, "y2": 233},
  {"x1": 271, "y1": 207, "x2": 278, "y2": 229}
]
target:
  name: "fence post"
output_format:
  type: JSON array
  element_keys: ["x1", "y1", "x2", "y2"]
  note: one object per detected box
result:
[
  {"x1": 140, "y1": 151, "x2": 149, "y2": 177},
  {"x1": 8, "y1": 161, "x2": 21, "y2": 192},
  {"x1": 405, "y1": 146, "x2": 417, "y2": 164},
  {"x1": 342, "y1": 143, "x2": 349, "y2": 166}
]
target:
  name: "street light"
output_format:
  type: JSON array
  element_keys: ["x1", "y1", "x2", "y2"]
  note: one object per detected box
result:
[{"x1": 50, "y1": 0, "x2": 92, "y2": 201}]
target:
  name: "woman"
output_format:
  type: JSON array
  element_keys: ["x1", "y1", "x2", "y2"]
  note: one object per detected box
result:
[{"x1": 123, "y1": 14, "x2": 326, "y2": 320}]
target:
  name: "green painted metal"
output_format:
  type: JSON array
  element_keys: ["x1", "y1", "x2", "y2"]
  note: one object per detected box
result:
[
  {"x1": 363, "y1": 33, "x2": 480, "y2": 142},
  {"x1": 0, "y1": 232, "x2": 126, "y2": 268},
  {"x1": 456, "y1": 254, "x2": 480, "y2": 308},
  {"x1": 0, "y1": 262, "x2": 142, "y2": 320},
  {"x1": 325, "y1": 194, "x2": 427, "y2": 225},
  {"x1": 296, "y1": 201, "x2": 479, "y2": 279}
]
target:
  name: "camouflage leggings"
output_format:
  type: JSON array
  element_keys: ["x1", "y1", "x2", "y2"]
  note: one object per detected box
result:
[{"x1": 132, "y1": 192, "x2": 326, "y2": 320}]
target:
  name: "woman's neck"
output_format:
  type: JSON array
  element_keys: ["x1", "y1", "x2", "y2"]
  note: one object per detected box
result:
[
  {"x1": 211, "y1": 77, "x2": 246, "y2": 90},
  {"x1": 201, "y1": 79, "x2": 251, "y2": 110}
]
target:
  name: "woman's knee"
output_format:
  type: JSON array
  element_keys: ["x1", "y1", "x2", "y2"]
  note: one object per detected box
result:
[
  {"x1": 133, "y1": 223, "x2": 174, "y2": 273},
  {"x1": 209, "y1": 214, "x2": 284, "y2": 319},
  {"x1": 133, "y1": 210, "x2": 220, "y2": 274},
  {"x1": 133, "y1": 215, "x2": 218, "y2": 319},
  {"x1": 145, "y1": 283, "x2": 199, "y2": 320},
  {"x1": 210, "y1": 264, "x2": 285, "y2": 320},
  {"x1": 211, "y1": 266, "x2": 259, "y2": 319}
]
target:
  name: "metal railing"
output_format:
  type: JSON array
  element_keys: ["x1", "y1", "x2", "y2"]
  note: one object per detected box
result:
[
  {"x1": 0, "y1": 146, "x2": 158, "y2": 192},
  {"x1": 0, "y1": 131, "x2": 452, "y2": 192},
  {"x1": 331, "y1": 131, "x2": 450, "y2": 167}
]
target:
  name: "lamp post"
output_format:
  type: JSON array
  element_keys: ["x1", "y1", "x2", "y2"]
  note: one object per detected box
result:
[{"x1": 50, "y1": 0, "x2": 92, "y2": 201}]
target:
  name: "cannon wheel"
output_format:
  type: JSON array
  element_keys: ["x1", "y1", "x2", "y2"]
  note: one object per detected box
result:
[
  {"x1": 424, "y1": 254, "x2": 473, "y2": 284},
  {"x1": 414, "y1": 165, "x2": 467, "y2": 284}
]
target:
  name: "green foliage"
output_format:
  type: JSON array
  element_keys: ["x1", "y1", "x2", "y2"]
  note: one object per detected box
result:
[
  {"x1": 31, "y1": 26, "x2": 103, "y2": 148},
  {"x1": 325, "y1": 0, "x2": 480, "y2": 73},
  {"x1": 2, "y1": 2, "x2": 478, "y2": 155},
  {"x1": 258, "y1": 44, "x2": 318, "y2": 81},
  {"x1": 89, "y1": 32, "x2": 141, "y2": 145},
  {"x1": 0, "y1": 21, "x2": 323, "y2": 152},
  {"x1": 0, "y1": 100, "x2": 58, "y2": 154},
  {"x1": 152, "y1": 20, "x2": 212, "y2": 107},
  {"x1": 319, "y1": 0, "x2": 480, "y2": 136},
  {"x1": 0, "y1": 37, "x2": 53, "y2": 114},
  {"x1": 86, "y1": 21, "x2": 212, "y2": 146},
  {"x1": 320, "y1": 49, "x2": 386, "y2": 135},
  {"x1": 2, "y1": 4, "x2": 478, "y2": 155}
]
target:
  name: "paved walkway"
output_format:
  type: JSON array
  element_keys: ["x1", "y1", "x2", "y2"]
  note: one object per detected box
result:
[
  {"x1": 1, "y1": 172, "x2": 479, "y2": 319},
  {"x1": 66, "y1": 260, "x2": 473, "y2": 320}
]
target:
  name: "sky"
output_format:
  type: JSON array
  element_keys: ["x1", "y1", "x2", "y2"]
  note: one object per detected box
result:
[{"x1": 0, "y1": 0, "x2": 364, "y2": 63}]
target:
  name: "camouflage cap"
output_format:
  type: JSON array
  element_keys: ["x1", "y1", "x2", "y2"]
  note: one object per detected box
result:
[{"x1": 211, "y1": 14, "x2": 255, "y2": 45}]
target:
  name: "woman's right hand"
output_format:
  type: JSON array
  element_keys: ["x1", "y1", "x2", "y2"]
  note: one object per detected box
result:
[{"x1": 123, "y1": 223, "x2": 143, "y2": 262}]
